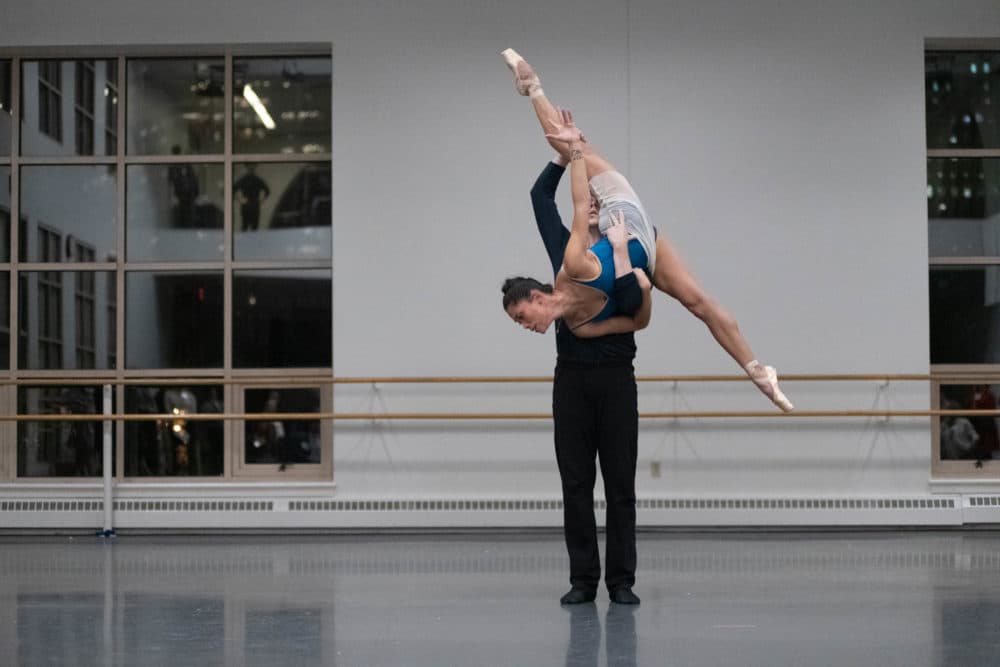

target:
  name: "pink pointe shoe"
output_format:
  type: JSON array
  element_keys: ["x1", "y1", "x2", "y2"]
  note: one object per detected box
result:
[
  {"x1": 745, "y1": 360, "x2": 794, "y2": 413},
  {"x1": 500, "y1": 48, "x2": 542, "y2": 96}
]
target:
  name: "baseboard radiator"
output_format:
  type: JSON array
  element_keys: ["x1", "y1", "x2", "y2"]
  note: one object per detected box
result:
[{"x1": 2, "y1": 494, "x2": 999, "y2": 531}]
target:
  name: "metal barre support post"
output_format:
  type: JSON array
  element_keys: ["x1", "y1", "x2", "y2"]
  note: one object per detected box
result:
[{"x1": 101, "y1": 384, "x2": 115, "y2": 538}]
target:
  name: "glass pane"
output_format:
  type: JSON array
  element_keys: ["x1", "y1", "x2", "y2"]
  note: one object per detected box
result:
[
  {"x1": 939, "y1": 383, "x2": 1000, "y2": 461},
  {"x1": 127, "y1": 58, "x2": 224, "y2": 155},
  {"x1": 19, "y1": 165, "x2": 116, "y2": 261},
  {"x1": 928, "y1": 158, "x2": 1000, "y2": 257},
  {"x1": 233, "y1": 162, "x2": 330, "y2": 261},
  {"x1": 0, "y1": 272, "x2": 8, "y2": 370},
  {"x1": 124, "y1": 384, "x2": 223, "y2": 477},
  {"x1": 103, "y1": 60, "x2": 119, "y2": 156},
  {"x1": 926, "y1": 51, "x2": 1000, "y2": 150},
  {"x1": 244, "y1": 387, "x2": 321, "y2": 465},
  {"x1": 0, "y1": 59, "x2": 10, "y2": 154},
  {"x1": 17, "y1": 385, "x2": 114, "y2": 478},
  {"x1": 20, "y1": 59, "x2": 116, "y2": 156},
  {"x1": 126, "y1": 271, "x2": 223, "y2": 369},
  {"x1": 233, "y1": 56, "x2": 330, "y2": 154},
  {"x1": 930, "y1": 266, "x2": 1000, "y2": 364},
  {"x1": 18, "y1": 271, "x2": 113, "y2": 370},
  {"x1": 0, "y1": 165, "x2": 9, "y2": 261},
  {"x1": 126, "y1": 163, "x2": 224, "y2": 261},
  {"x1": 233, "y1": 270, "x2": 331, "y2": 368}
]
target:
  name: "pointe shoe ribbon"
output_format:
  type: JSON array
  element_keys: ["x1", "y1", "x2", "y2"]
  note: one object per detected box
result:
[{"x1": 500, "y1": 47, "x2": 542, "y2": 96}]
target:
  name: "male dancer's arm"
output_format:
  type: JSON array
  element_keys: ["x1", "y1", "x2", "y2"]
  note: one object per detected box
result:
[{"x1": 530, "y1": 157, "x2": 571, "y2": 275}]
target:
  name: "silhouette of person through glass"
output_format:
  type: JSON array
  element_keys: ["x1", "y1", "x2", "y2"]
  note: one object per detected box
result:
[
  {"x1": 969, "y1": 385, "x2": 999, "y2": 460},
  {"x1": 167, "y1": 145, "x2": 199, "y2": 228},
  {"x1": 941, "y1": 397, "x2": 979, "y2": 460},
  {"x1": 234, "y1": 163, "x2": 271, "y2": 231}
]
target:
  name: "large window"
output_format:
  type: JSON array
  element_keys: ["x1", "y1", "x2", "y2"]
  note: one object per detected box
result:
[
  {"x1": 0, "y1": 47, "x2": 332, "y2": 482},
  {"x1": 926, "y1": 47, "x2": 1000, "y2": 476}
]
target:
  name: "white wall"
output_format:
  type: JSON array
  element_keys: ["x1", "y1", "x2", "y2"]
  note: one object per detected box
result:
[{"x1": 3, "y1": 0, "x2": 1000, "y2": 519}]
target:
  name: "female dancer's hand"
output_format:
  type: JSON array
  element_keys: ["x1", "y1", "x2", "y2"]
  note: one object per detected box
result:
[{"x1": 544, "y1": 108, "x2": 584, "y2": 145}]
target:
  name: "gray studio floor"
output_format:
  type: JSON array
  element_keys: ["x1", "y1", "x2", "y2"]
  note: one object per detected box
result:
[{"x1": 1, "y1": 530, "x2": 998, "y2": 666}]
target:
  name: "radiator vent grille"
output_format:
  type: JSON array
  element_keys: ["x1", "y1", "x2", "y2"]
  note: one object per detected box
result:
[
  {"x1": 0, "y1": 500, "x2": 102, "y2": 512},
  {"x1": 288, "y1": 499, "x2": 565, "y2": 512},
  {"x1": 289, "y1": 498, "x2": 956, "y2": 512},
  {"x1": 968, "y1": 496, "x2": 1000, "y2": 507},
  {"x1": 635, "y1": 498, "x2": 956, "y2": 510},
  {"x1": 114, "y1": 500, "x2": 274, "y2": 512}
]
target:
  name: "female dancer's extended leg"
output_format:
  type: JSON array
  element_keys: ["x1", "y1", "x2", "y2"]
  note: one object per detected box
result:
[{"x1": 651, "y1": 235, "x2": 793, "y2": 411}]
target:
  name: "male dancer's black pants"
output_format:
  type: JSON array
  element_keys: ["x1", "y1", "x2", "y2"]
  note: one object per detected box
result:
[{"x1": 553, "y1": 363, "x2": 638, "y2": 593}]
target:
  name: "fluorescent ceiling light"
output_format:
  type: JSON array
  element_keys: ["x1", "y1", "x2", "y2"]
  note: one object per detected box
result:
[{"x1": 243, "y1": 84, "x2": 276, "y2": 130}]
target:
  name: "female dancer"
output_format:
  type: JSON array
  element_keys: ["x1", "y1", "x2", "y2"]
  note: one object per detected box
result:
[{"x1": 500, "y1": 49, "x2": 793, "y2": 412}]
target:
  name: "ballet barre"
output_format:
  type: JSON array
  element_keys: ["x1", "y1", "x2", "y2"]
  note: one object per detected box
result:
[
  {"x1": 2, "y1": 410, "x2": 998, "y2": 421},
  {"x1": 0, "y1": 373, "x2": 935, "y2": 386},
  {"x1": 0, "y1": 372, "x2": 991, "y2": 420}
]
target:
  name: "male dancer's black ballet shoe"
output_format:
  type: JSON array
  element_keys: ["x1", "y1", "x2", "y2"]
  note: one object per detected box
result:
[
  {"x1": 560, "y1": 586, "x2": 597, "y2": 605},
  {"x1": 609, "y1": 586, "x2": 641, "y2": 605}
]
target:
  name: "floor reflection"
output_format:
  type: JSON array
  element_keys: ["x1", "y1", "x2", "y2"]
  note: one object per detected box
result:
[
  {"x1": 563, "y1": 602, "x2": 638, "y2": 667},
  {"x1": 0, "y1": 532, "x2": 999, "y2": 666}
]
